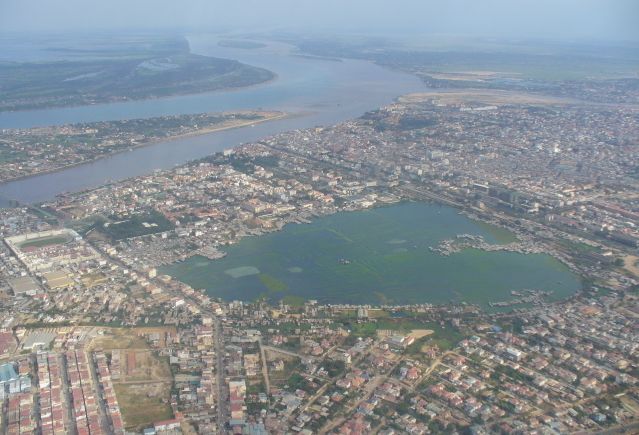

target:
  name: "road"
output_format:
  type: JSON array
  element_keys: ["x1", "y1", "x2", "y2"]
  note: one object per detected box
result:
[
  {"x1": 587, "y1": 421, "x2": 639, "y2": 435},
  {"x1": 85, "y1": 238, "x2": 230, "y2": 430},
  {"x1": 59, "y1": 353, "x2": 77, "y2": 434},
  {"x1": 214, "y1": 317, "x2": 227, "y2": 432},
  {"x1": 319, "y1": 359, "x2": 402, "y2": 434},
  {"x1": 257, "y1": 338, "x2": 271, "y2": 395},
  {"x1": 261, "y1": 345, "x2": 305, "y2": 359},
  {"x1": 87, "y1": 351, "x2": 115, "y2": 435}
]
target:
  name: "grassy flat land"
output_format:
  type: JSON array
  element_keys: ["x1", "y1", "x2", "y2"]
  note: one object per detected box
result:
[
  {"x1": 88, "y1": 327, "x2": 175, "y2": 430},
  {"x1": 398, "y1": 89, "x2": 574, "y2": 106},
  {"x1": 89, "y1": 326, "x2": 176, "y2": 350},
  {"x1": 101, "y1": 210, "x2": 174, "y2": 240},
  {"x1": 336, "y1": 315, "x2": 464, "y2": 354},
  {"x1": 266, "y1": 353, "x2": 301, "y2": 387},
  {"x1": 623, "y1": 255, "x2": 639, "y2": 278},
  {"x1": 89, "y1": 328, "x2": 150, "y2": 350},
  {"x1": 17, "y1": 235, "x2": 72, "y2": 249},
  {"x1": 121, "y1": 350, "x2": 172, "y2": 382},
  {"x1": 0, "y1": 36, "x2": 274, "y2": 111},
  {"x1": 295, "y1": 37, "x2": 639, "y2": 81},
  {"x1": 114, "y1": 383, "x2": 173, "y2": 430}
]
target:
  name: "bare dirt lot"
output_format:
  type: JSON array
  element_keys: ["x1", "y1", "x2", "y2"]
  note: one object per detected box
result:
[
  {"x1": 623, "y1": 255, "x2": 639, "y2": 278},
  {"x1": 88, "y1": 327, "x2": 175, "y2": 430},
  {"x1": 114, "y1": 382, "x2": 173, "y2": 430},
  {"x1": 399, "y1": 89, "x2": 576, "y2": 106}
]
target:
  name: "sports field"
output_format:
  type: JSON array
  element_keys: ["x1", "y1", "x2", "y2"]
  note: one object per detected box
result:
[{"x1": 17, "y1": 234, "x2": 73, "y2": 250}]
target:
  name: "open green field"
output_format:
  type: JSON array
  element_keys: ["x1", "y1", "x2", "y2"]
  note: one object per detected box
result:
[
  {"x1": 114, "y1": 383, "x2": 173, "y2": 430},
  {"x1": 295, "y1": 37, "x2": 639, "y2": 81},
  {"x1": 0, "y1": 145, "x2": 26, "y2": 164},
  {"x1": 343, "y1": 316, "x2": 465, "y2": 353},
  {"x1": 17, "y1": 234, "x2": 72, "y2": 249},
  {"x1": 101, "y1": 210, "x2": 174, "y2": 240},
  {"x1": 90, "y1": 327, "x2": 174, "y2": 431},
  {"x1": 162, "y1": 202, "x2": 581, "y2": 308}
]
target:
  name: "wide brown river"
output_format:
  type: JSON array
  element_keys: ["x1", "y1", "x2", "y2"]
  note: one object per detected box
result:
[{"x1": 0, "y1": 35, "x2": 424, "y2": 204}]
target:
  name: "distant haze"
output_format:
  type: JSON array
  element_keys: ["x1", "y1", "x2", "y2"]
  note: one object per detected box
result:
[{"x1": 1, "y1": 0, "x2": 638, "y2": 42}]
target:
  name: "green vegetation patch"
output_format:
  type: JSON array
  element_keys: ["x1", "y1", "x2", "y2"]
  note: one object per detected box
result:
[
  {"x1": 281, "y1": 294, "x2": 306, "y2": 307},
  {"x1": 161, "y1": 202, "x2": 581, "y2": 307},
  {"x1": 347, "y1": 317, "x2": 465, "y2": 352},
  {"x1": 0, "y1": 36, "x2": 274, "y2": 111},
  {"x1": 101, "y1": 210, "x2": 174, "y2": 240},
  {"x1": 225, "y1": 266, "x2": 261, "y2": 278},
  {"x1": 296, "y1": 38, "x2": 639, "y2": 81},
  {"x1": 259, "y1": 274, "x2": 289, "y2": 293},
  {"x1": 17, "y1": 234, "x2": 72, "y2": 249},
  {"x1": 114, "y1": 384, "x2": 173, "y2": 430}
]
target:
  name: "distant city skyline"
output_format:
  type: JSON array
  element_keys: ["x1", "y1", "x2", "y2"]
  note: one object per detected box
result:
[{"x1": 1, "y1": 0, "x2": 638, "y2": 42}]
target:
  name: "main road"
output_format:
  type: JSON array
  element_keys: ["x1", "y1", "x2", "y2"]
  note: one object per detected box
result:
[{"x1": 213, "y1": 317, "x2": 227, "y2": 432}]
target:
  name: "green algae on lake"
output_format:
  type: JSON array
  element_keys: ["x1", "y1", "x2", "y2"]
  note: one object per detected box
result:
[{"x1": 160, "y1": 202, "x2": 581, "y2": 307}]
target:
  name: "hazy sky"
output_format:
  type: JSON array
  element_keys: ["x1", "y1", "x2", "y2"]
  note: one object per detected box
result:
[{"x1": 1, "y1": 0, "x2": 638, "y2": 41}]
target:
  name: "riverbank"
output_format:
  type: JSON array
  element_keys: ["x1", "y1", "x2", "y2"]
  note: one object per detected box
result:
[
  {"x1": 0, "y1": 111, "x2": 289, "y2": 189},
  {"x1": 0, "y1": 36, "x2": 425, "y2": 205},
  {"x1": 0, "y1": 36, "x2": 277, "y2": 112}
]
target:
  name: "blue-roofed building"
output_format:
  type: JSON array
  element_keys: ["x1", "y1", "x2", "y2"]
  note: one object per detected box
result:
[
  {"x1": 247, "y1": 422, "x2": 268, "y2": 435},
  {"x1": 0, "y1": 363, "x2": 18, "y2": 383}
]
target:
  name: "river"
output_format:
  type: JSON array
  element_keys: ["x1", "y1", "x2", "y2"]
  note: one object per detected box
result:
[{"x1": 0, "y1": 35, "x2": 424, "y2": 204}]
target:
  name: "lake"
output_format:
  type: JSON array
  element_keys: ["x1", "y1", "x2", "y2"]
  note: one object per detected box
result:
[{"x1": 160, "y1": 202, "x2": 582, "y2": 308}]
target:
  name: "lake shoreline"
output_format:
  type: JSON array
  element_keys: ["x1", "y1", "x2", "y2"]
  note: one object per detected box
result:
[{"x1": 161, "y1": 201, "x2": 582, "y2": 309}]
